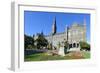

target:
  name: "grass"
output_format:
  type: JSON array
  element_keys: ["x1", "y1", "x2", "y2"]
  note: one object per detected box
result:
[
  {"x1": 25, "y1": 53, "x2": 67, "y2": 61},
  {"x1": 24, "y1": 51, "x2": 90, "y2": 61},
  {"x1": 81, "y1": 51, "x2": 90, "y2": 59}
]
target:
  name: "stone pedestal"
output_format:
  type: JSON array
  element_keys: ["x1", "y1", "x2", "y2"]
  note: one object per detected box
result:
[{"x1": 58, "y1": 47, "x2": 65, "y2": 56}]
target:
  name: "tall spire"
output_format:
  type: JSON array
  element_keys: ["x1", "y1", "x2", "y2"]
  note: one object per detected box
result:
[{"x1": 52, "y1": 17, "x2": 57, "y2": 35}]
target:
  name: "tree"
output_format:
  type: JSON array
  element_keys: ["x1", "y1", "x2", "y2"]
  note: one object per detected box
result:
[
  {"x1": 79, "y1": 41, "x2": 90, "y2": 51},
  {"x1": 47, "y1": 43, "x2": 52, "y2": 50},
  {"x1": 24, "y1": 34, "x2": 35, "y2": 49},
  {"x1": 27, "y1": 45, "x2": 33, "y2": 49},
  {"x1": 64, "y1": 40, "x2": 69, "y2": 54},
  {"x1": 35, "y1": 33, "x2": 48, "y2": 49},
  {"x1": 64, "y1": 41, "x2": 68, "y2": 49}
]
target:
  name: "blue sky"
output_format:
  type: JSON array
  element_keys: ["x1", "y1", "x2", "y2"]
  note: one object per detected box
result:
[{"x1": 24, "y1": 11, "x2": 90, "y2": 43}]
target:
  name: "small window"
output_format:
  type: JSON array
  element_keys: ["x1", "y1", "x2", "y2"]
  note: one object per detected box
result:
[
  {"x1": 73, "y1": 43, "x2": 76, "y2": 47},
  {"x1": 69, "y1": 44, "x2": 72, "y2": 48},
  {"x1": 77, "y1": 43, "x2": 79, "y2": 48}
]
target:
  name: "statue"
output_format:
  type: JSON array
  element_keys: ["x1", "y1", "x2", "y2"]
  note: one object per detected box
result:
[{"x1": 58, "y1": 42, "x2": 65, "y2": 56}]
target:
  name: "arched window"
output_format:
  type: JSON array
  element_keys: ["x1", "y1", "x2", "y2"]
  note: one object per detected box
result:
[
  {"x1": 69, "y1": 44, "x2": 72, "y2": 48},
  {"x1": 73, "y1": 43, "x2": 76, "y2": 47},
  {"x1": 77, "y1": 43, "x2": 79, "y2": 48}
]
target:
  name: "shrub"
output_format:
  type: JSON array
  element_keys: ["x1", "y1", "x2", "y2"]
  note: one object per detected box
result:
[{"x1": 80, "y1": 41, "x2": 90, "y2": 51}]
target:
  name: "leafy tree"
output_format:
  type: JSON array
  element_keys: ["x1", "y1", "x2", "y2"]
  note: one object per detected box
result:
[
  {"x1": 24, "y1": 34, "x2": 34, "y2": 49},
  {"x1": 47, "y1": 43, "x2": 52, "y2": 50},
  {"x1": 80, "y1": 41, "x2": 90, "y2": 51},
  {"x1": 64, "y1": 41, "x2": 69, "y2": 54},
  {"x1": 64, "y1": 41, "x2": 68, "y2": 49},
  {"x1": 35, "y1": 33, "x2": 48, "y2": 49},
  {"x1": 27, "y1": 45, "x2": 33, "y2": 49}
]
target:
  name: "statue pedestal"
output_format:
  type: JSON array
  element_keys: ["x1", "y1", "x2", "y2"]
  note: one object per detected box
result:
[{"x1": 58, "y1": 47, "x2": 65, "y2": 56}]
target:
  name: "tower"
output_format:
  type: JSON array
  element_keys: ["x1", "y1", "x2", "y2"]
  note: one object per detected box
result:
[
  {"x1": 52, "y1": 17, "x2": 57, "y2": 35},
  {"x1": 65, "y1": 25, "x2": 69, "y2": 41},
  {"x1": 83, "y1": 18, "x2": 86, "y2": 42}
]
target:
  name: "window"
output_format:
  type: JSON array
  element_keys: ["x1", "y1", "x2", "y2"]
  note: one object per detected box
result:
[
  {"x1": 69, "y1": 44, "x2": 72, "y2": 48},
  {"x1": 73, "y1": 43, "x2": 76, "y2": 47},
  {"x1": 77, "y1": 43, "x2": 79, "y2": 48}
]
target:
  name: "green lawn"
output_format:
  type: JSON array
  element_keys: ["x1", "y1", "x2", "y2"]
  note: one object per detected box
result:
[
  {"x1": 24, "y1": 51, "x2": 90, "y2": 61},
  {"x1": 25, "y1": 53, "x2": 67, "y2": 61},
  {"x1": 81, "y1": 51, "x2": 90, "y2": 59}
]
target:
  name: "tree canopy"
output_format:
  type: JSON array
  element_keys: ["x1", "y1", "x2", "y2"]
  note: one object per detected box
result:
[
  {"x1": 35, "y1": 33, "x2": 48, "y2": 49},
  {"x1": 24, "y1": 32, "x2": 48, "y2": 50},
  {"x1": 24, "y1": 34, "x2": 34, "y2": 49},
  {"x1": 80, "y1": 41, "x2": 90, "y2": 51}
]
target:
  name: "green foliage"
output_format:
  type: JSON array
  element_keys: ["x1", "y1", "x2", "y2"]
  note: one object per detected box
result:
[
  {"x1": 64, "y1": 41, "x2": 68, "y2": 49},
  {"x1": 24, "y1": 33, "x2": 48, "y2": 50},
  {"x1": 27, "y1": 45, "x2": 33, "y2": 49},
  {"x1": 47, "y1": 43, "x2": 52, "y2": 50},
  {"x1": 24, "y1": 34, "x2": 35, "y2": 49},
  {"x1": 35, "y1": 33, "x2": 48, "y2": 49},
  {"x1": 64, "y1": 41, "x2": 69, "y2": 54},
  {"x1": 80, "y1": 41, "x2": 90, "y2": 51}
]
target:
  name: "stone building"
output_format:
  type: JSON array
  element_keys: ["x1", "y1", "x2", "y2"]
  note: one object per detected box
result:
[{"x1": 45, "y1": 18, "x2": 86, "y2": 51}]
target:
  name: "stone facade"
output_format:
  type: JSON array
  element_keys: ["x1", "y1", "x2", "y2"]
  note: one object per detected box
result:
[
  {"x1": 45, "y1": 19, "x2": 86, "y2": 51},
  {"x1": 34, "y1": 18, "x2": 86, "y2": 51},
  {"x1": 67, "y1": 23, "x2": 86, "y2": 51}
]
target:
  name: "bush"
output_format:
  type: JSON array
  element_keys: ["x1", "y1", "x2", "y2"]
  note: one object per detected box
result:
[
  {"x1": 80, "y1": 41, "x2": 90, "y2": 51},
  {"x1": 27, "y1": 45, "x2": 33, "y2": 49},
  {"x1": 35, "y1": 33, "x2": 48, "y2": 49},
  {"x1": 24, "y1": 34, "x2": 35, "y2": 49}
]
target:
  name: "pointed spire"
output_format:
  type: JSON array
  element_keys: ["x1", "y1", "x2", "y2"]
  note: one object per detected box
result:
[
  {"x1": 52, "y1": 17, "x2": 57, "y2": 35},
  {"x1": 53, "y1": 17, "x2": 56, "y2": 25}
]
